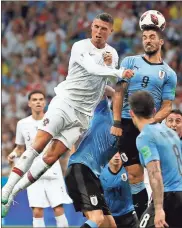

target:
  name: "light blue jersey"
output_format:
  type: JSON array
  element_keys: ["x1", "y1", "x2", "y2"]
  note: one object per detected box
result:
[
  {"x1": 100, "y1": 165, "x2": 134, "y2": 217},
  {"x1": 136, "y1": 123, "x2": 182, "y2": 192},
  {"x1": 120, "y1": 55, "x2": 177, "y2": 118},
  {"x1": 68, "y1": 98, "x2": 118, "y2": 177}
]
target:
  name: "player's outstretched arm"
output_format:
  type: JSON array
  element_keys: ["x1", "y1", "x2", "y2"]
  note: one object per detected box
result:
[
  {"x1": 110, "y1": 81, "x2": 128, "y2": 137},
  {"x1": 153, "y1": 100, "x2": 172, "y2": 123},
  {"x1": 77, "y1": 52, "x2": 134, "y2": 79},
  {"x1": 146, "y1": 161, "x2": 169, "y2": 228}
]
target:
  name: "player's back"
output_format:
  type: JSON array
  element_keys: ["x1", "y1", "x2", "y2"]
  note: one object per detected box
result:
[
  {"x1": 100, "y1": 165, "x2": 134, "y2": 217},
  {"x1": 54, "y1": 39, "x2": 118, "y2": 116},
  {"x1": 120, "y1": 55, "x2": 177, "y2": 118},
  {"x1": 137, "y1": 123, "x2": 182, "y2": 192},
  {"x1": 68, "y1": 98, "x2": 118, "y2": 177}
]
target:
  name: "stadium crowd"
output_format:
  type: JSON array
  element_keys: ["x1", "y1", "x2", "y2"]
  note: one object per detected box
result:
[{"x1": 2, "y1": 1, "x2": 182, "y2": 175}]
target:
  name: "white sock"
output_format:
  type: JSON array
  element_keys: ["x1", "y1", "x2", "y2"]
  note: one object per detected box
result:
[
  {"x1": 11, "y1": 156, "x2": 50, "y2": 198},
  {"x1": 33, "y1": 217, "x2": 45, "y2": 227},
  {"x1": 2, "y1": 147, "x2": 39, "y2": 200},
  {"x1": 55, "y1": 214, "x2": 69, "y2": 227}
]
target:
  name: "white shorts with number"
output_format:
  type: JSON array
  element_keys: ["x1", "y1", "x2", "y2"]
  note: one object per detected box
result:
[
  {"x1": 27, "y1": 177, "x2": 72, "y2": 208},
  {"x1": 38, "y1": 96, "x2": 90, "y2": 149}
]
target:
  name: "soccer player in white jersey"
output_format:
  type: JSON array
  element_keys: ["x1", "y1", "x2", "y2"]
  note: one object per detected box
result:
[
  {"x1": 2, "y1": 13, "x2": 134, "y2": 215},
  {"x1": 6, "y1": 90, "x2": 72, "y2": 227}
]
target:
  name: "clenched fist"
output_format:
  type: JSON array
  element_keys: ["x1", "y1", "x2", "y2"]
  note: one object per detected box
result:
[
  {"x1": 103, "y1": 52, "x2": 112, "y2": 66},
  {"x1": 122, "y1": 69, "x2": 134, "y2": 79}
]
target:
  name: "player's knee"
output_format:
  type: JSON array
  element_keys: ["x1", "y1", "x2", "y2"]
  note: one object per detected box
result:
[
  {"x1": 32, "y1": 207, "x2": 43, "y2": 218},
  {"x1": 53, "y1": 205, "x2": 64, "y2": 216},
  {"x1": 32, "y1": 130, "x2": 52, "y2": 153}
]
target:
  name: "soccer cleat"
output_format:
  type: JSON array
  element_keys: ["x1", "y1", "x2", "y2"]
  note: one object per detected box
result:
[
  {"x1": 1, "y1": 194, "x2": 15, "y2": 218},
  {"x1": 1, "y1": 203, "x2": 10, "y2": 218}
]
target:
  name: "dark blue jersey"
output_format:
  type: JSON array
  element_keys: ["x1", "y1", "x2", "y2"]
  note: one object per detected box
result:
[
  {"x1": 100, "y1": 165, "x2": 134, "y2": 217},
  {"x1": 69, "y1": 98, "x2": 118, "y2": 177}
]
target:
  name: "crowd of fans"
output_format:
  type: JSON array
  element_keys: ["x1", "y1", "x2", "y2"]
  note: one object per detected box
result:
[{"x1": 2, "y1": 1, "x2": 182, "y2": 175}]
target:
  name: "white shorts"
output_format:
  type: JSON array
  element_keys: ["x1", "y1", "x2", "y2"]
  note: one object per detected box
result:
[
  {"x1": 27, "y1": 178, "x2": 73, "y2": 208},
  {"x1": 38, "y1": 96, "x2": 90, "y2": 149}
]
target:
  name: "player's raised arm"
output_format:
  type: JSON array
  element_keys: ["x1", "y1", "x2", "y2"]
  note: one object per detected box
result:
[
  {"x1": 154, "y1": 71, "x2": 177, "y2": 123},
  {"x1": 110, "y1": 81, "x2": 128, "y2": 137}
]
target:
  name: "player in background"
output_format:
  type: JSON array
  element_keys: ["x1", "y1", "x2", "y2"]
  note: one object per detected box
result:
[
  {"x1": 100, "y1": 152, "x2": 138, "y2": 228},
  {"x1": 165, "y1": 109, "x2": 182, "y2": 149},
  {"x1": 111, "y1": 25, "x2": 177, "y2": 219},
  {"x1": 2, "y1": 13, "x2": 134, "y2": 213},
  {"x1": 129, "y1": 91, "x2": 182, "y2": 228},
  {"x1": 4, "y1": 90, "x2": 72, "y2": 227},
  {"x1": 66, "y1": 86, "x2": 120, "y2": 228}
]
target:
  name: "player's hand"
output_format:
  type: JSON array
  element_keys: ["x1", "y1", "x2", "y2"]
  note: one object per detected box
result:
[
  {"x1": 7, "y1": 151, "x2": 17, "y2": 163},
  {"x1": 111, "y1": 126, "x2": 123, "y2": 136},
  {"x1": 122, "y1": 69, "x2": 134, "y2": 79},
  {"x1": 154, "y1": 209, "x2": 169, "y2": 228},
  {"x1": 103, "y1": 52, "x2": 112, "y2": 66}
]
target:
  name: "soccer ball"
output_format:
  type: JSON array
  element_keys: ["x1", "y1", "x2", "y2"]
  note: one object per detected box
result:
[{"x1": 139, "y1": 10, "x2": 166, "y2": 31}]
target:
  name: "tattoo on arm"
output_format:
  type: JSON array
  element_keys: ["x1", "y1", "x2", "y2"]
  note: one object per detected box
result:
[
  {"x1": 147, "y1": 160, "x2": 164, "y2": 211},
  {"x1": 113, "y1": 82, "x2": 128, "y2": 121}
]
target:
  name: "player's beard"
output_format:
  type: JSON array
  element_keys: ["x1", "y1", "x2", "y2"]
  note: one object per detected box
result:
[{"x1": 144, "y1": 47, "x2": 159, "y2": 56}]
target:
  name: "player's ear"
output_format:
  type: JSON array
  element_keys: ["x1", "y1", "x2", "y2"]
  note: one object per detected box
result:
[
  {"x1": 129, "y1": 109, "x2": 134, "y2": 118},
  {"x1": 153, "y1": 108, "x2": 157, "y2": 116},
  {"x1": 160, "y1": 39, "x2": 164, "y2": 46}
]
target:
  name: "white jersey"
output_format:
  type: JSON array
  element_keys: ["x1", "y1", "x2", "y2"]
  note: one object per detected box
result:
[
  {"x1": 54, "y1": 38, "x2": 121, "y2": 116},
  {"x1": 15, "y1": 115, "x2": 62, "y2": 179}
]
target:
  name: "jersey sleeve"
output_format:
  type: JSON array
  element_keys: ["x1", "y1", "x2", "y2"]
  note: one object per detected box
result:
[
  {"x1": 118, "y1": 57, "x2": 131, "y2": 83},
  {"x1": 162, "y1": 71, "x2": 177, "y2": 101},
  {"x1": 15, "y1": 121, "x2": 25, "y2": 145},
  {"x1": 136, "y1": 133, "x2": 160, "y2": 166}
]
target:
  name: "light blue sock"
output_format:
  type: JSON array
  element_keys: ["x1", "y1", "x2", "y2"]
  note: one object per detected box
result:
[{"x1": 85, "y1": 219, "x2": 98, "y2": 228}]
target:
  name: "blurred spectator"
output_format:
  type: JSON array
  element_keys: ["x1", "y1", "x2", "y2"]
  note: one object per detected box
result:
[{"x1": 1, "y1": 1, "x2": 182, "y2": 175}]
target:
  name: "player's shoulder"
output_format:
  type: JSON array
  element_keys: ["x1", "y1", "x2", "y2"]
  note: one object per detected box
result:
[
  {"x1": 163, "y1": 61, "x2": 177, "y2": 77},
  {"x1": 72, "y1": 39, "x2": 90, "y2": 49},
  {"x1": 137, "y1": 124, "x2": 154, "y2": 142},
  {"x1": 17, "y1": 115, "x2": 33, "y2": 126},
  {"x1": 121, "y1": 54, "x2": 142, "y2": 65}
]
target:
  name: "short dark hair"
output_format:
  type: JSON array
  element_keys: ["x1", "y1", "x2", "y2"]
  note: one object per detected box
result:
[
  {"x1": 129, "y1": 91, "x2": 154, "y2": 118},
  {"x1": 168, "y1": 109, "x2": 182, "y2": 116},
  {"x1": 142, "y1": 25, "x2": 164, "y2": 39},
  {"x1": 28, "y1": 90, "x2": 45, "y2": 100},
  {"x1": 95, "y1": 13, "x2": 113, "y2": 25}
]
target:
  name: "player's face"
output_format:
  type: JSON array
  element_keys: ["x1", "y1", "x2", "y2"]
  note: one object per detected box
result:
[
  {"x1": 91, "y1": 19, "x2": 113, "y2": 48},
  {"x1": 110, "y1": 152, "x2": 122, "y2": 166},
  {"x1": 28, "y1": 93, "x2": 46, "y2": 113},
  {"x1": 166, "y1": 113, "x2": 182, "y2": 132},
  {"x1": 142, "y1": 30, "x2": 164, "y2": 56}
]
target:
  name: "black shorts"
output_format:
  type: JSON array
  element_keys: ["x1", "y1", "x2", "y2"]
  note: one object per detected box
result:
[
  {"x1": 139, "y1": 191, "x2": 182, "y2": 228},
  {"x1": 114, "y1": 211, "x2": 138, "y2": 228},
  {"x1": 65, "y1": 163, "x2": 111, "y2": 215},
  {"x1": 118, "y1": 118, "x2": 140, "y2": 166},
  {"x1": 132, "y1": 188, "x2": 148, "y2": 219}
]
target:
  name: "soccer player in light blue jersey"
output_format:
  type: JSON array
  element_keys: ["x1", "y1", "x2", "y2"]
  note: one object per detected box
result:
[
  {"x1": 100, "y1": 152, "x2": 138, "y2": 228},
  {"x1": 129, "y1": 91, "x2": 182, "y2": 228},
  {"x1": 65, "y1": 88, "x2": 119, "y2": 228},
  {"x1": 111, "y1": 25, "x2": 177, "y2": 219}
]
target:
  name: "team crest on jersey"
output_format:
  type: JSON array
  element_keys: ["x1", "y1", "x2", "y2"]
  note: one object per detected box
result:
[
  {"x1": 159, "y1": 70, "x2": 165, "y2": 79},
  {"x1": 121, "y1": 173, "x2": 127, "y2": 181},
  {"x1": 90, "y1": 195, "x2": 98, "y2": 206},
  {"x1": 43, "y1": 118, "x2": 49, "y2": 126}
]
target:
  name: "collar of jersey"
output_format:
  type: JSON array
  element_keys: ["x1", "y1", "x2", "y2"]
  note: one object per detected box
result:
[{"x1": 142, "y1": 56, "x2": 164, "y2": 65}]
